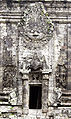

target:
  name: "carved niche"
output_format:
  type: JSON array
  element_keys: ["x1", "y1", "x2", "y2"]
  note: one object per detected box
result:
[
  {"x1": 3, "y1": 36, "x2": 13, "y2": 66},
  {"x1": 55, "y1": 64, "x2": 67, "y2": 89},
  {"x1": 55, "y1": 46, "x2": 68, "y2": 89},
  {"x1": 3, "y1": 65, "x2": 16, "y2": 88},
  {"x1": 18, "y1": 2, "x2": 54, "y2": 50}
]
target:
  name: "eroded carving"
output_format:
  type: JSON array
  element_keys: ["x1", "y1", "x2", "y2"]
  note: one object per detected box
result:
[
  {"x1": 3, "y1": 65, "x2": 16, "y2": 88},
  {"x1": 29, "y1": 71, "x2": 42, "y2": 81},
  {"x1": 9, "y1": 88, "x2": 17, "y2": 105},
  {"x1": 26, "y1": 53, "x2": 43, "y2": 71},
  {"x1": 3, "y1": 36, "x2": 13, "y2": 66},
  {"x1": 56, "y1": 64, "x2": 67, "y2": 89},
  {"x1": 25, "y1": 53, "x2": 48, "y2": 71},
  {"x1": 53, "y1": 87, "x2": 62, "y2": 106}
]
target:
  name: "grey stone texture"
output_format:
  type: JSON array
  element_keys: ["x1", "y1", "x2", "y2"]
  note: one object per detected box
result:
[{"x1": 0, "y1": 0, "x2": 71, "y2": 119}]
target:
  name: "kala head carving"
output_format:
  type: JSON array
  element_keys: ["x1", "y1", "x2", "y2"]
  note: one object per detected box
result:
[{"x1": 19, "y1": 2, "x2": 54, "y2": 44}]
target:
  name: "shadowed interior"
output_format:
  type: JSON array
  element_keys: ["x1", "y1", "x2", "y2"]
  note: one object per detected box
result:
[{"x1": 29, "y1": 85, "x2": 42, "y2": 109}]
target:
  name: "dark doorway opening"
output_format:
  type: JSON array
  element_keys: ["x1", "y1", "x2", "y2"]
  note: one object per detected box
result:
[{"x1": 29, "y1": 85, "x2": 42, "y2": 109}]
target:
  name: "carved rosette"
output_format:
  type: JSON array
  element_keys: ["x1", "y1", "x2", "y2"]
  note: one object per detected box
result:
[{"x1": 18, "y1": 2, "x2": 54, "y2": 50}]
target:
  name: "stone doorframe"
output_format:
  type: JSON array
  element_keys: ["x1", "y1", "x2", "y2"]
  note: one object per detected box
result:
[{"x1": 22, "y1": 70, "x2": 51, "y2": 114}]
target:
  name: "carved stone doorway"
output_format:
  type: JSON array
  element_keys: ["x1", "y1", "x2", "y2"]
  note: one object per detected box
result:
[{"x1": 22, "y1": 70, "x2": 49, "y2": 115}]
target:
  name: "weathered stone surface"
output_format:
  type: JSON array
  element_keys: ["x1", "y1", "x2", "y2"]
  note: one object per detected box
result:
[
  {"x1": 0, "y1": 0, "x2": 71, "y2": 119},
  {"x1": 3, "y1": 65, "x2": 17, "y2": 88}
]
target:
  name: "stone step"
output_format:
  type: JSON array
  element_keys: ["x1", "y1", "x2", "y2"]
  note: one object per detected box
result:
[
  {"x1": 61, "y1": 90, "x2": 71, "y2": 105},
  {"x1": 61, "y1": 103, "x2": 71, "y2": 106},
  {"x1": 0, "y1": 92, "x2": 9, "y2": 104},
  {"x1": 62, "y1": 93, "x2": 71, "y2": 96},
  {"x1": 0, "y1": 96, "x2": 8, "y2": 102},
  {"x1": 62, "y1": 90, "x2": 71, "y2": 94},
  {"x1": 0, "y1": 92, "x2": 9, "y2": 96},
  {"x1": 61, "y1": 96, "x2": 71, "y2": 100}
]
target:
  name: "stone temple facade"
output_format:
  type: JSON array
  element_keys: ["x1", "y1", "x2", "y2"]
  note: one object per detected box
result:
[{"x1": 0, "y1": 0, "x2": 71, "y2": 119}]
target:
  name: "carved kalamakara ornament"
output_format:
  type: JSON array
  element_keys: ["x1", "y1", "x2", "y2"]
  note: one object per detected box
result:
[{"x1": 18, "y1": 2, "x2": 54, "y2": 49}]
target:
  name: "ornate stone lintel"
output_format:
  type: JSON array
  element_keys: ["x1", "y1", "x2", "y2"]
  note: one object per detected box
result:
[{"x1": 21, "y1": 69, "x2": 52, "y2": 81}]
